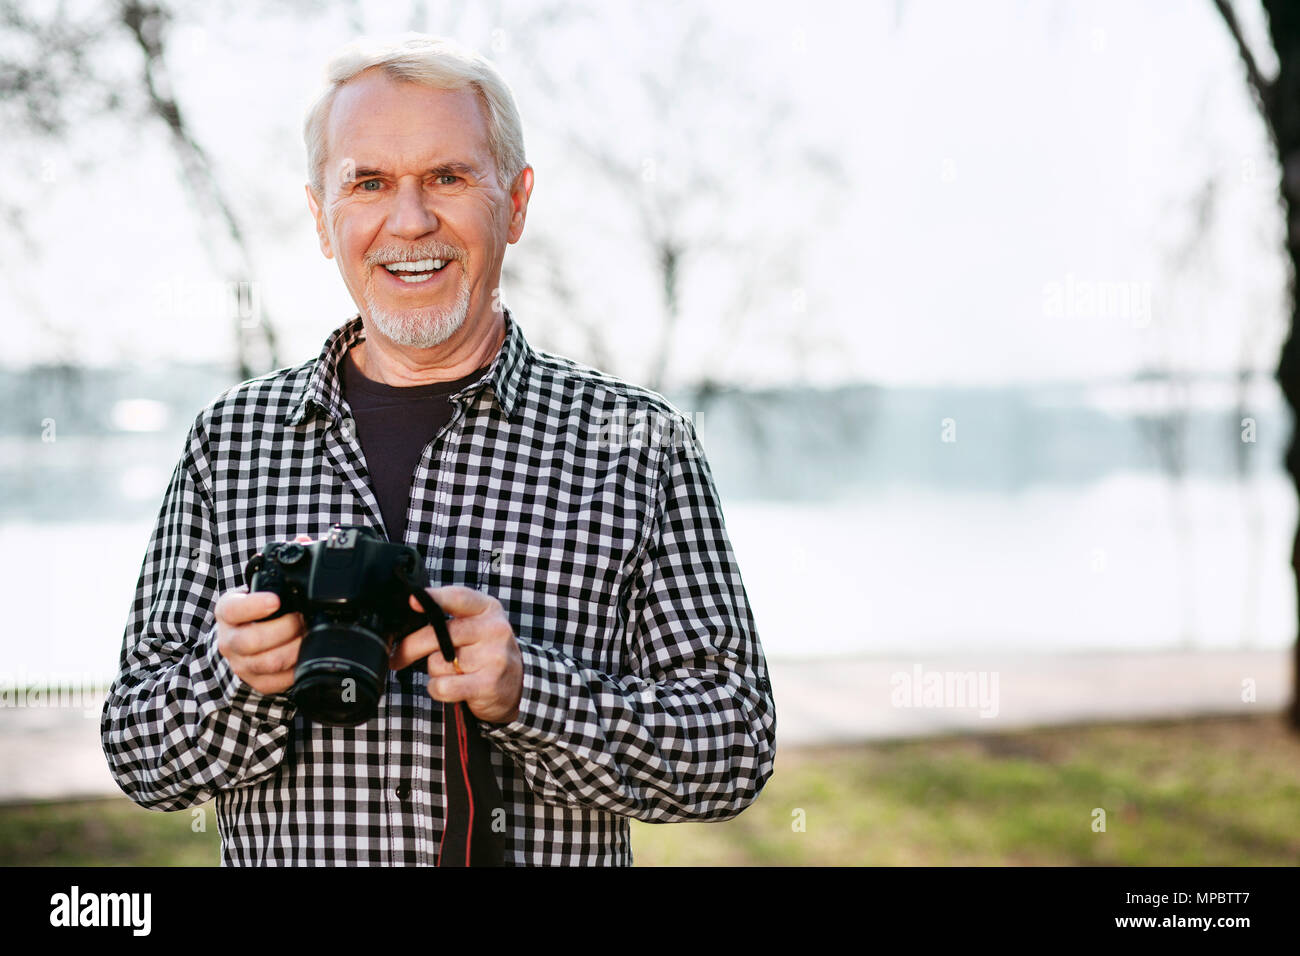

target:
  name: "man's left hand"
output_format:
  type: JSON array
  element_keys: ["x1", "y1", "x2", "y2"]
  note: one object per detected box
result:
[{"x1": 390, "y1": 585, "x2": 523, "y2": 725}]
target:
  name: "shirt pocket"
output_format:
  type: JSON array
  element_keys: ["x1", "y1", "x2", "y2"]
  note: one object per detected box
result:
[{"x1": 472, "y1": 545, "x2": 498, "y2": 592}]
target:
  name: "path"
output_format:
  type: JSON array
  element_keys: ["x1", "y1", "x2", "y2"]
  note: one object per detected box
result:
[{"x1": 0, "y1": 648, "x2": 1289, "y2": 803}]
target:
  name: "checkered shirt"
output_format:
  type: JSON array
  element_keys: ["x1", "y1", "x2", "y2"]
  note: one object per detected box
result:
[{"x1": 101, "y1": 309, "x2": 777, "y2": 865}]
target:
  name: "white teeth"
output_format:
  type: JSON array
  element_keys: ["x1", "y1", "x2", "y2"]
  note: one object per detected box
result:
[{"x1": 383, "y1": 258, "x2": 447, "y2": 272}]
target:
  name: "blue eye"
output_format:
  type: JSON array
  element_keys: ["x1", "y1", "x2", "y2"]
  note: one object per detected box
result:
[{"x1": 360, "y1": 180, "x2": 381, "y2": 191}]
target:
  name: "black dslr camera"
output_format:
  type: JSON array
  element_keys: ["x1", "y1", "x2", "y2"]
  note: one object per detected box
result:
[{"x1": 243, "y1": 525, "x2": 440, "y2": 726}]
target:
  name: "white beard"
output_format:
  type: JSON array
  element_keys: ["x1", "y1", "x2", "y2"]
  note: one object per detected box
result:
[{"x1": 363, "y1": 270, "x2": 472, "y2": 349}]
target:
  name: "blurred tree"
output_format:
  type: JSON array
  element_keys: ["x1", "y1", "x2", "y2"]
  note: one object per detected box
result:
[
  {"x1": 507, "y1": 6, "x2": 846, "y2": 404},
  {"x1": 391, "y1": 0, "x2": 847, "y2": 403},
  {"x1": 0, "y1": 0, "x2": 281, "y2": 378},
  {"x1": 1213, "y1": 0, "x2": 1300, "y2": 728},
  {"x1": 3, "y1": 0, "x2": 845, "y2": 394}
]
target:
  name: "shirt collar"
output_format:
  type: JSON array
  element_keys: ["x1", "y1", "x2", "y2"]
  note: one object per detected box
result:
[{"x1": 286, "y1": 307, "x2": 533, "y2": 427}]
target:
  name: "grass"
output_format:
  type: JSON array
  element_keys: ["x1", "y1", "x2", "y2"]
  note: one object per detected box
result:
[
  {"x1": 0, "y1": 799, "x2": 220, "y2": 867},
  {"x1": 3, "y1": 714, "x2": 1298, "y2": 865}
]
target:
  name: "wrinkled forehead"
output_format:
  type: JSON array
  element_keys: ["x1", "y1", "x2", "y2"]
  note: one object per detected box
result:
[{"x1": 324, "y1": 70, "x2": 495, "y2": 185}]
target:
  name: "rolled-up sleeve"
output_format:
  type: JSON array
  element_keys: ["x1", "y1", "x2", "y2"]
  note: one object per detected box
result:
[
  {"x1": 482, "y1": 415, "x2": 777, "y2": 821},
  {"x1": 100, "y1": 416, "x2": 295, "y2": 810}
]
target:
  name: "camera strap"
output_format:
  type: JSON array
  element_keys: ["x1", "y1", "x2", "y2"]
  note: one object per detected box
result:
[{"x1": 397, "y1": 572, "x2": 506, "y2": 867}]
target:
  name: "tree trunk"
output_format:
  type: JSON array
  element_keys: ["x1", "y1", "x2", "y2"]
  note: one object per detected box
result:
[
  {"x1": 1259, "y1": 0, "x2": 1300, "y2": 728},
  {"x1": 1217, "y1": 0, "x2": 1300, "y2": 728}
]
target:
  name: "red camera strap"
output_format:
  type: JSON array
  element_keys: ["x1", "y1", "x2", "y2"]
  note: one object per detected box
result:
[
  {"x1": 436, "y1": 700, "x2": 505, "y2": 867},
  {"x1": 397, "y1": 572, "x2": 506, "y2": 866}
]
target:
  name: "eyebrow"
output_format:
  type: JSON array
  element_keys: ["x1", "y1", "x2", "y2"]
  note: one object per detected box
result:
[{"x1": 350, "y1": 161, "x2": 478, "y2": 181}]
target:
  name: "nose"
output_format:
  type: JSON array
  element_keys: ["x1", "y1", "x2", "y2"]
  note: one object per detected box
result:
[{"x1": 385, "y1": 176, "x2": 438, "y2": 240}]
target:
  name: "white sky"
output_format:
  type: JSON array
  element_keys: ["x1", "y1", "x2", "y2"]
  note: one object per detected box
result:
[{"x1": 1, "y1": 0, "x2": 1288, "y2": 388}]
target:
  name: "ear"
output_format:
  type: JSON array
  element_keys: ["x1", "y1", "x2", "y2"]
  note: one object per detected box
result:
[
  {"x1": 505, "y1": 165, "x2": 534, "y2": 245},
  {"x1": 305, "y1": 183, "x2": 334, "y2": 259}
]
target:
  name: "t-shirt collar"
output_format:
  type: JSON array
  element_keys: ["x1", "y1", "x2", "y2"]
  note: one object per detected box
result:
[{"x1": 286, "y1": 307, "x2": 533, "y2": 427}]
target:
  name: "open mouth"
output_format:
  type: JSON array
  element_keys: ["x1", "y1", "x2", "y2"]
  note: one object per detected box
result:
[{"x1": 379, "y1": 258, "x2": 453, "y2": 284}]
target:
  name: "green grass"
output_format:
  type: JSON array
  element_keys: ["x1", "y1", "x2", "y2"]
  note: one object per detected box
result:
[
  {"x1": 630, "y1": 713, "x2": 1300, "y2": 865},
  {"x1": 0, "y1": 799, "x2": 221, "y2": 867},
  {"x1": 4, "y1": 714, "x2": 1298, "y2": 865}
]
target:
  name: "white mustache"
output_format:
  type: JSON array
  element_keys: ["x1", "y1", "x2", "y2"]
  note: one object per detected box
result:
[{"x1": 366, "y1": 246, "x2": 464, "y2": 266}]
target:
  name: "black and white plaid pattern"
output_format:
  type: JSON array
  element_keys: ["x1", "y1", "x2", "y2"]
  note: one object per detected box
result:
[{"x1": 101, "y1": 309, "x2": 777, "y2": 866}]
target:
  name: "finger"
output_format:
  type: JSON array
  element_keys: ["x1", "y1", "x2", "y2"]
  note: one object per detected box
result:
[
  {"x1": 427, "y1": 650, "x2": 463, "y2": 679},
  {"x1": 405, "y1": 596, "x2": 502, "y2": 643},
  {"x1": 223, "y1": 613, "x2": 305, "y2": 657},
  {"x1": 244, "y1": 669, "x2": 296, "y2": 696},
  {"x1": 217, "y1": 589, "x2": 283, "y2": 626},
  {"x1": 431, "y1": 634, "x2": 515, "y2": 681},
  {"x1": 426, "y1": 673, "x2": 476, "y2": 704},
  {"x1": 293, "y1": 534, "x2": 314, "y2": 542},
  {"x1": 395, "y1": 611, "x2": 502, "y2": 671},
  {"x1": 388, "y1": 625, "x2": 449, "y2": 671},
  {"x1": 424, "y1": 585, "x2": 496, "y2": 618},
  {"x1": 232, "y1": 636, "x2": 303, "y2": 677}
]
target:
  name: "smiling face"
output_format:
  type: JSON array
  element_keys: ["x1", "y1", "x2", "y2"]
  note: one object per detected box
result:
[{"x1": 306, "y1": 68, "x2": 532, "y2": 351}]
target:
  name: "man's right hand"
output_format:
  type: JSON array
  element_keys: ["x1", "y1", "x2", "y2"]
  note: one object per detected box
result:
[{"x1": 215, "y1": 588, "x2": 305, "y2": 696}]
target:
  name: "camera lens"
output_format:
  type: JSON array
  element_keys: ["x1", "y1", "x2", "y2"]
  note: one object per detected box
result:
[{"x1": 290, "y1": 622, "x2": 390, "y2": 726}]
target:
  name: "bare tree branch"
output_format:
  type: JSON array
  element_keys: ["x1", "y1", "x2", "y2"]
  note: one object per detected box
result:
[
  {"x1": 1212, "y1": 0, "x2": 1278, "y2": 147},
  {"x1": 116, "y1": 0, "x2": 280, "y2": 377}
]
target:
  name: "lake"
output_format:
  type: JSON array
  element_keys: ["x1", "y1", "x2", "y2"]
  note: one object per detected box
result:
[{"x1": 0, "y1": 366, "x2": 1294, "y2": 683}]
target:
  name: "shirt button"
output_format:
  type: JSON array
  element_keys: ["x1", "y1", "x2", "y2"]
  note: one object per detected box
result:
[{"x1": 395, "y1": 782, "x2": 411, "y2": 801}]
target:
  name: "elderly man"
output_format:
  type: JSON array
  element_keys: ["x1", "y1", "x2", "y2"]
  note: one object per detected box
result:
[{"x1": 102, "y1": 34, "x2": 776, "y2": 866}]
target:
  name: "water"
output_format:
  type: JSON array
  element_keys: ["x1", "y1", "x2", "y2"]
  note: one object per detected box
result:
[
  {"x1": 729, "y1": 474, "x2": 1295, "y2": 659},
  {"x1": 0, "y1": 366, "x2": 1294, "y2": 682}
]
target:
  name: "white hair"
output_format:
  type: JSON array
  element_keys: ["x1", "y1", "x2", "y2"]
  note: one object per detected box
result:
[{"x1": 303, "y1": 33, "x2": 527, "y2": 197}]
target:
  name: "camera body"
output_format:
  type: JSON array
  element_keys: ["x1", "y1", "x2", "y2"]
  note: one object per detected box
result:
[{"x1": 243, "y1": 525, "x2": 430, "y2": 726}]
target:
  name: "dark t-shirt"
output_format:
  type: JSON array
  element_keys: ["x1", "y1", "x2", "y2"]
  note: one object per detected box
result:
[{"x1": 340, "y1": 348, "x2": 492, "y2": 544}]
